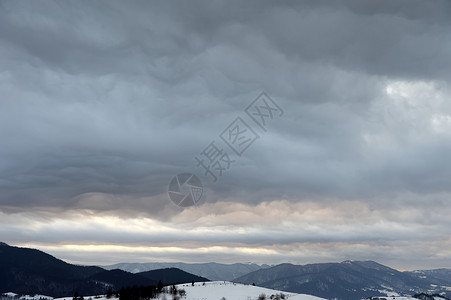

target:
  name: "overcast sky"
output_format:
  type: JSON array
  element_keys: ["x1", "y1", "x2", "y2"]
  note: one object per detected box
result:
[{"x1": 1, "y1": 0, "x2": 451, "y2": 270}]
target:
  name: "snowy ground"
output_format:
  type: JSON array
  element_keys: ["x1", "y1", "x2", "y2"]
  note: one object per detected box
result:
[
  {"x1": 174, "y1": 281, "x2": 325, "y2": 300},
  {"x1": 55, "y1": 297, "x2": 111, "y2": 300},
  {"x1": 17, "y1": 282, "x2": 446, "y2": 300},
  {"x1": 51, "y1": 281, "x2": 325, "y2": 300},
  {"x1": 368, "y1": 297, "x2": 445, "y2": 300}
]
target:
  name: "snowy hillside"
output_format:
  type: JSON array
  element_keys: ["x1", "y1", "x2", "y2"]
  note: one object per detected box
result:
[
  {"x1": 1, "y1": 294, "x2": 53, "y2": 300},
  {"x1": 173, "y1": 281, "x2": 325, "y2": 300},
  {"x1": 364, "y1": 297, "x2": 447, "y2": 300},
  {"x1": 51, "y1": 281, "x2": 325, "y2": 300},
  {"x1": 9, "y1": 284, "x2": 448, "y2": 300}
]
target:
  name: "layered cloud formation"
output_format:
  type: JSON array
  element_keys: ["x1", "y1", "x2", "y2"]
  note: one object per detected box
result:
[{"x1": 1, "y1": 1, "x2": 451, "y2": 269}]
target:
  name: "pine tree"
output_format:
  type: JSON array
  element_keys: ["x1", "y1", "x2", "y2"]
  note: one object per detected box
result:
[{"x1": 157, "y1": 280, "x2": 164, "y2": 293}]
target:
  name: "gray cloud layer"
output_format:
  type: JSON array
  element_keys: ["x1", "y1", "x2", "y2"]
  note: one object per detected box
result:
[{"x1": 1, "y1": 0, "x2": 451, "y2": 269}]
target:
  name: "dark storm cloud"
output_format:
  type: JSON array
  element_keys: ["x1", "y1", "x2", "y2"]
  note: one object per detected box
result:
[
  {"x1": 1, "y1": 0, "x2": 451, "y2": 268},
  {"x1": 0, "y1": 1, "x2": 450, "y2": 206},
  {"x1": 1, "y1": 0, "x2": 451, "y2": 211}
]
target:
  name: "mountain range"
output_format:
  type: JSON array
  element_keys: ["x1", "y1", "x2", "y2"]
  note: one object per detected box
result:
[
  {"x1": 234, "y1": 260, "x2": 451, "y2": 300},
  {"x1": 2, "y1": 242, "x2": 451, "y2": 300},
  {"x1": 103, "y1": 262, "x2": 269, "y2": 281},
  {"x1": 0, "y1": 243, "x2": 208, "y2": 297}
]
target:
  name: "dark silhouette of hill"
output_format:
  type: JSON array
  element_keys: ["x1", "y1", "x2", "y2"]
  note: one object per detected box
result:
[
  {"x1": 104, "y1": 262, "x2": 268, "y2": 281},
  {"x1": 137, "y1": 267, "x2": 209, "y2": 285},
  {"x1": 0, "y1": 242, "x2": 105, "y2": 296},
  {"x1": 87, "y1": 269, "x2": 155, "y2": 290},
  {"x1": 0, "y1": 243, "x2": 206, "y2": 297}
]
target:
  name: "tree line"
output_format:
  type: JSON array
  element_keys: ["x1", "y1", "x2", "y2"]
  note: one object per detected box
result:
[{"x1": 73, "y1": 280, "x2": 187, "y2": 300}]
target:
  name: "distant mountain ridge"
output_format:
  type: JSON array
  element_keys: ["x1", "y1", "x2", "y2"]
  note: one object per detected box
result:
[
  {"x1": 234, "y1": 260, "x2": 451, "y2": 300},
  {"x1": 406, "y1": 269, "x2": 451, "y2": 287},
  {"x1": 103, "y1": 262, "x2": 270, "y2": 281}
]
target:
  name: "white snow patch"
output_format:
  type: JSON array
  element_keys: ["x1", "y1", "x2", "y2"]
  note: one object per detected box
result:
[
  {"x1": 366, "y1": 297, "x2": 417, "y2": 300},
  {"x1": 377, "y1": 289, "x2": 400, "y2": 297},
  {"x1": 2, "y1": 293, "x2": 19, "y2": 298},
  {"x1": 19, "y1": 295, "x2": 53, "y2": 300},
  {"x1": 175, "y1": 281, "x2": 325, "y2": 300},
  {"x1": 55, "y1": 297, "x2": 115, "y2": 300},
  {"x1": 53, "y1": 284, "x2": 325, "y2": 300}
]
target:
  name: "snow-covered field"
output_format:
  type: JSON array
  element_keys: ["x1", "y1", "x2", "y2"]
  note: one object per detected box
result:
[
  {"x1": 366, "y1": 297, "x2": 445, "y2": 300},
  {"x1": 50, "y1": 281, "x2": 325, "y2": 300},
  {"x1": 8, "y1": 282, "x2": 446, "y2": 300},
  {"x1": 55, "y1": 297, "x2": 111, "y2": 300},
  {"x1": 1, "y1": 294, "x2": 53, "y2": 300},
  {"x1": 174, "y1": 281, "x2": 325, "y2": 300}
]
